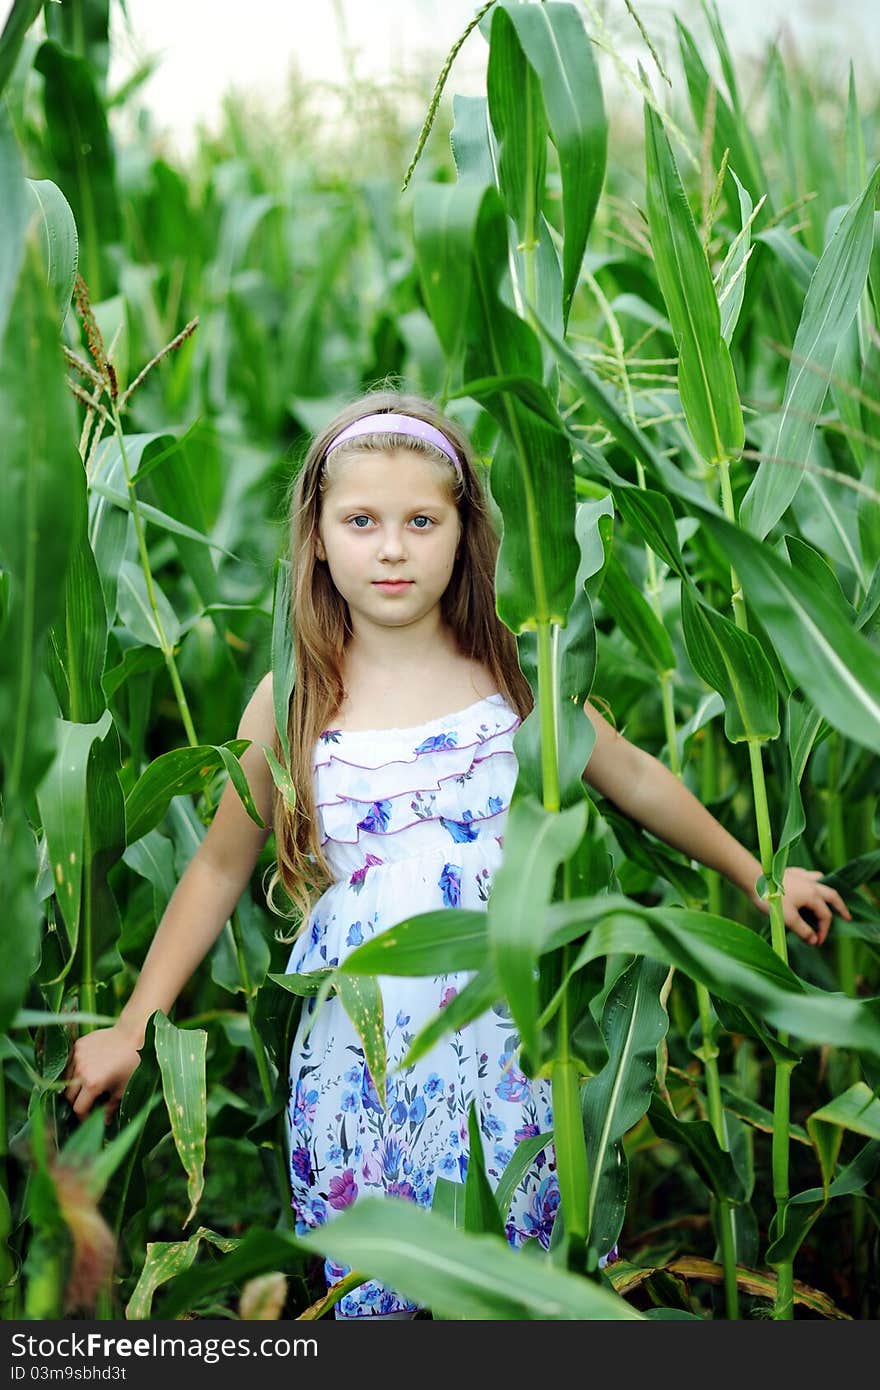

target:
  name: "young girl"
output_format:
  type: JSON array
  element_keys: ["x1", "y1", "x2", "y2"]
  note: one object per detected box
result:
[{"x1": 65, "y1": 388, "x2": 851, "y2": 1319}]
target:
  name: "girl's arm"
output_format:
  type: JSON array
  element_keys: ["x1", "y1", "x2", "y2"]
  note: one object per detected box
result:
[
  {"x1": 64, "y1": 673, "x2": 279, "y2": 1119},
  {"x1": 581, "y1": 699, "x2": 852, "y2": 945}
]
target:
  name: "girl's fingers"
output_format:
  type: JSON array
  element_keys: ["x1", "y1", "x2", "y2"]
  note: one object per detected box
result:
[
  {"x1": 72, "y1": 1082, "x2": 96, "y2": 1118},
  {"x1": 821, "y1": 887, "x2": 852, "y2": 919},
  {"x1": 792, "y1": 917, "x2": 819, "y2": 945}
]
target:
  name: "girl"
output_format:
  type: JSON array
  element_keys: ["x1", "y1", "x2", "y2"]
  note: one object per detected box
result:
[{"x1": 65, "y1": 389, "x2": 851, "y2": 1319}]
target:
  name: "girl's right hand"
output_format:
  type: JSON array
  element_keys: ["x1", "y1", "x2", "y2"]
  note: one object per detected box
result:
[{"x1": 64, "y1": 1023, "x2": 144, "y2": 1122}]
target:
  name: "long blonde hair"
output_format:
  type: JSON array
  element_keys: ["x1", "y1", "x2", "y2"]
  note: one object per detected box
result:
[{"x1": 266, "y1": 388, "x2": 534, "y2": 933}]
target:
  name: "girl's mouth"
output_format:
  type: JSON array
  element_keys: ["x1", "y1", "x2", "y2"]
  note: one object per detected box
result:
[{"x1": 373, "y1": 581, "x2": 413, "y2": 592}]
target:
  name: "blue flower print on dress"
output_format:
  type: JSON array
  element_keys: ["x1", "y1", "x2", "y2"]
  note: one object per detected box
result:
[
  {"x1": 439, "y1": 863, "x2": 462, "y2": 907},
  {"x1": 346, "y1": 921, "x2": 363, "y2": 948},
  {"x1": 318, "y1": 729, "x2": 343, "y2": 745},
  {"x1": 349, "y1": 853, "x2": 384, "y2": 893},
  {"x1": 523, "y1": 1172, "x2": 560, "y2": 1245},
  {"x1": 441, "y1": 811, "x2": 479, "y2": 843},
  {"x1": 356, "y1": 799, "x2": 391, "y2": 834},
  {"x1": 488, "y1": 795, "x2": 504, "y2": 815},
  {"x1": 415, "y1": 731, "x2": 458, "y2": 754},
  {"x1": 361, "y1": 1065, "x2": 384, "y2": 1115},
  {"x1": 496, "y1": 1046, "x2": 531, "y2": 1103},
  {"x1": 292, "y1": 1079, "x2": 318, "y2": 1127}
]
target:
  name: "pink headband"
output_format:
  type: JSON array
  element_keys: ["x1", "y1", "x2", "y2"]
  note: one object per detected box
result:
[{"x1": 324, "y1": 412, "x2": 462, "y2": 475}]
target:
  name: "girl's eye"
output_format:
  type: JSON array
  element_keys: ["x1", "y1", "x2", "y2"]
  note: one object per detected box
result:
[{"x1": 347, "y1": 516, "x2": 435, "y2": 529}]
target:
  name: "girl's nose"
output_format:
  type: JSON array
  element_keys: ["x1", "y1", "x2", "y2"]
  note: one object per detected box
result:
[{"x1": 377, "y1": 529, "x2": 407, "y2": 560}]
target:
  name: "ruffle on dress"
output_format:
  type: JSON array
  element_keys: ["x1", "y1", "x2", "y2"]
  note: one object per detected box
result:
[{"x1": 313, "y1": 694, "x2": 519, "y2": 877}]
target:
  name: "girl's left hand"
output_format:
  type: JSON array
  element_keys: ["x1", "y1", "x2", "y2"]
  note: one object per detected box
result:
[{"x1": 752, "y1": 867, "x2": 852, "y2": 946}]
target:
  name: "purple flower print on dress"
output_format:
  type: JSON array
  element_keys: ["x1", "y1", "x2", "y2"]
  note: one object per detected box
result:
[
  {"x1": 523, "y1": 1172, "x2": 560, "y2": 1247},
  {"x1": 515, "y1": 1121, "x2": 539, "y2": 1142},
  {"x1": 441, "y1": 811, "x2": 479, "y2": 843},
  {"x1": 495, "y1": 1047, "x2": 530, "y2": 1103},
  {"x1": 292, "y1": 1079, "x2": 318, "y2": 1127},
  {"x1": 328, "y1": 1169, "x2": 358, "y2": 1210},
  {"x1": 439, "y1": 863, "x2": 462, "y2": 908},
  {"x1": 349, "y1": 853, "x2": 384, "y2": 894},
  {"x1": 439, "y1": 985, "x2": 457, "y2": 1008},
  {"x1": 290, "y1": 1146, "x2": 313, "y2": 1184},
  {"x1": 415, "y1": 731, "x2": 458, "y2": 754},
  {"x1": 345, "y1": 921, "x2": 363, "y2": 948},
  {"x1": 387, "y1": 1180, "x2": 417, "y2": 1201},
  {"x1": 356, "y1": 799, "x2": 391, "y2": 834},
  {"x1": 318, "y1": 729, "x2": 343, "y2": 745},
  {"x1": 361, "y1": 1065, "x2": 384, "y2": 1115}
]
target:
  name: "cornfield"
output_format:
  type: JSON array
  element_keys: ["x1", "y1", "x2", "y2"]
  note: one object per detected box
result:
[{"x1": 1, "y1": 0, "x2": 879, "y2": 1323}]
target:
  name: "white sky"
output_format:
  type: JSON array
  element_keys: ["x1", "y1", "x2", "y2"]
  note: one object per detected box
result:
[{"x1": 4, "y1": 0, "x2": 878, "y2": 157}]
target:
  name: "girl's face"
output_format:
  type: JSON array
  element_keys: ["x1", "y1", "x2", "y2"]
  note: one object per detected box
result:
[{"x1": 315, "y1": 448, "x2": 462, "y2": 639}]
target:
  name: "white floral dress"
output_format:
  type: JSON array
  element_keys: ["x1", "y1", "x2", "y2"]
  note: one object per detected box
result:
[{"x1": 284, "y1": 693, "x2": 559, "y2": 1318}]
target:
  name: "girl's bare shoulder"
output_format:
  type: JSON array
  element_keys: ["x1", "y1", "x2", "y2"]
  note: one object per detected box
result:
[{"x1": 237, "y1": 671, "x2": 279, "y2": 745}]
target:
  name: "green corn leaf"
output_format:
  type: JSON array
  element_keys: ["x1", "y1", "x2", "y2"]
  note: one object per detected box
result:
[
  {"x1": 0, "y1": 236, "x2": 80, "y2": 1034},
  {"x1": 35, "y1": 40, "x2": 120, "y2": 297},
  {"x1": 402, "y1": 966, "x2": 501, "y2": 1069},
  {"x1": 464, "y1": 1101, "x2": 505, "y2": 1237},
  {"x1": 334, "y1": 973, "x2": 386, "y2": 1112},
  {"x1": 543, "y1": 894, "x2": 880, "y2": 1063},
  {"x1": 124, "y1": 739, "x2": 249, "y2": 844},
  {"x1": 494, "y1": 1131, "x2": 553, "y2": 1221},
  {"x1": 648, "y1": 1095, "x2": 747, "y2": 1204},
  {"x1": 0, "y1": 0, "x2": 42, "y2": 100},
  {"x1": 601, "y1": 551, "x2": 675, "y2": 674},
  {"x1": 126, "y1": 1226, "x2": 240, "y2": 1320},
  {"x1": 154, "y1": 1010, "x2": 207, "y2": 1228},
  {"x1": 0, "y1": 107, "x2": 29, "y2": 345},
  {"x1": 271, "y1": 557, "x2": 296, "y2": 768},
  {"x1": 488, "y1": 796, "x2": 588, "y2": 1064},
  {"x1": 26, "y1": 178, "x2": 78, "y2": 327},
  {"x1": 115, "y1": 558, "x2": 181, "y2": 649},
  {"x1": 643, "y1": 97, "x2": 744, "y2": 465},
  {"x1": 297, "y1": 1198, "x2": 642, "y2": 1319},
  {"x1": 489, "y1": 1, "x2": 606, "y2": 323},
  {"x1": 694, "y1": 505, "x2": 880, "y2": 756},
  {"x1": 36, "y1": 711, "x2": 112, "y2": 957},
  {"x1": 680, "y1": 580, "x2": 780, "y2": 743},
  {"x1": 718, "y1": 169, "x2": 753, "y2": 345},
  {"x1": 740, "y1": 164, "x2": 880, "y2": 540},
  {"x1": 584, "y1": 959, "x2": 669, "y2": 1254},
  {"x1": 767, "y1": 1140, "x2": 880, "y2": 1267},
  {"x1": 341, "y1": 909, "x2": 489, "y2": 977},
  {"x1": 551, "y1": 1058, "x2": 589, "y2": 1260},
  {"x1": 431, "y1": 1176, "x2": 467, "y2": 1228},
  {"x1": 450, "y1": 93, "x2": 495, "y2": 186}
]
